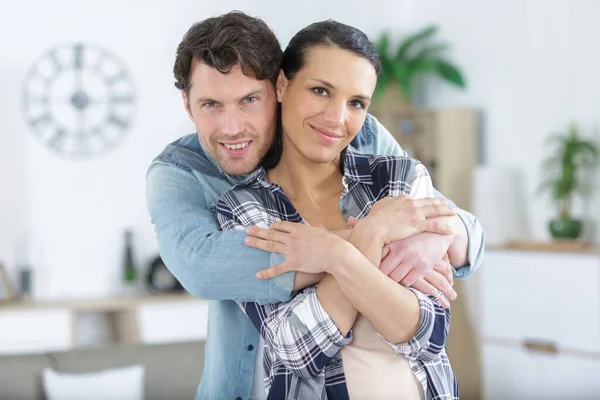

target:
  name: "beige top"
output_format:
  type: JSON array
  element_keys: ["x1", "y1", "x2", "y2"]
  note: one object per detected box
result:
[{"x1": 341, "y1": 314, "x2": 425, "y2": 400}]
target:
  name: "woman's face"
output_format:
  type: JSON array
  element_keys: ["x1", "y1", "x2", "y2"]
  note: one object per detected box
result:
[{"x1": 277, "y1": 45, "x2": 377, "y2": 165}]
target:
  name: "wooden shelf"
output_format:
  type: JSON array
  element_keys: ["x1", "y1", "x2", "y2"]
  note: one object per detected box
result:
[
  {"x1": 488, "y1": 240, "x2": 600, "y2": 254},
  {"x1": 0, "y1": 291, "x2": 199, "y2": 311}
]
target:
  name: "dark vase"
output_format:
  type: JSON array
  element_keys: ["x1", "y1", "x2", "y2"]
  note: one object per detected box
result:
[{"x1": 548, "y1": 218, "x2": 583, "y2": 239}]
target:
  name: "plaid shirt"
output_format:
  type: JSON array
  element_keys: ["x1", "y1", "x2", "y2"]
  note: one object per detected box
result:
[{"x1": 215, "y1": 148, "x2": 458, "y2": 400}]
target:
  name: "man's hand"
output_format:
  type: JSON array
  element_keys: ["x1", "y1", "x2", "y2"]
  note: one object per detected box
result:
[
  {"x1": 380, "y1": 231, "x2": 453, "y2": 286},
  {"x1": 411, "y1": 256, "x2": 455, "y2": 308}
]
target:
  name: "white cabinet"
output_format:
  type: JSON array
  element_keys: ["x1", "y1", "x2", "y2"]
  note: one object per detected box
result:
[
  {"x1": 479, "y1": 249, "x2": 600, "y2": 399},
  {"x1": 0, "y1": 293, "x2": 208, "y2": 355},
  {"x1": 137, "y1": 300, "x2": 208, "y2": 344},
  {"x1": 0, "y1": 309, "x2": 71, "y2": 355}
]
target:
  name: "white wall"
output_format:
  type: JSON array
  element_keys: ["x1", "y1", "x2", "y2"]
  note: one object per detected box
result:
[{"x1": 0, "y1": 0, "x2": 599, "y2": 300}]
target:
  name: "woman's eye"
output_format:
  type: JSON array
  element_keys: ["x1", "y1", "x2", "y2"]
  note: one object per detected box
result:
[
  {"x1": 349, "y1": 99, "x2": 365, "y2": 109},
  {"x1": 312, "y1": 87, "x2": 328, "y2": 96}
]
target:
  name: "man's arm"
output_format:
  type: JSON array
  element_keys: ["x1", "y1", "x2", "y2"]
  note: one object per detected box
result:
[
  {"x1": 358, "y1": 113, "x2": 485, "y2": 278},
  {"x1": 146, "y1": 162, "x2": 295, "y2": 304}
]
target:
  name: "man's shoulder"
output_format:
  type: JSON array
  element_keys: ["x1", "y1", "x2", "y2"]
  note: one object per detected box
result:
[
  {"x1": 350, "y1": 113, "x2": 379, "y2": 150},
  {"x1": 150, "y1": 133, "x2": 217, "y2": 174}
]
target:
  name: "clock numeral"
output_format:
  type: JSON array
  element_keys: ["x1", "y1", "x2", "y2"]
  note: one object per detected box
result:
[
  {"x1": 49, "y1": 51, "x2": 63, "y2": 73},
  {"x1": 106, "y1": 71, "x2": 127, "y2": 86},
  {"x1": 74, "y1": 44, "x2": 84, "y2": 69},
  {"x1": 29, "y1": 113, "x2": 52, "y2": 127},
  {"x1": 47, "y1": 129, "x2": 66, "y2": 148},
  {"x1": 110, "y1": 95, "x2": 135, "y2": 103},
  {"x1": 108, "y1": 115, "x2": 129, "y2": 129},
  {"x1": 26, "y1": 96, "x2": 50, "y2": 104},
  {"x1": 32, "y1": 69, "x2": 52, "y2": 85}
]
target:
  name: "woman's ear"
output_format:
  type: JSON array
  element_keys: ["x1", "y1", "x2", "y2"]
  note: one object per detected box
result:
[{"x1": 276, "y1": 70, "x2": 287, "y2": 103}]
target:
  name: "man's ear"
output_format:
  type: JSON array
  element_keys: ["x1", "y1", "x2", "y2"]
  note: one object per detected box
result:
[
  {"x1": 276, "y1": 70, "x2": 287, "y2": 103},
  {"x1": 181, "y1": 91, "x2": 193, "y2": 119}
]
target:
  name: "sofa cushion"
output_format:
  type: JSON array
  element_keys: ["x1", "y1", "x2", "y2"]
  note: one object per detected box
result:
[
  {"x1": 0, "y1": 352, "x2": 51, "y2": 400},
  {"x1": 43, "y1": 364, "x2": 144, "y2": 400},
  {"x1": 51, "y1": 341, "x2": 205, "y2": 400}
]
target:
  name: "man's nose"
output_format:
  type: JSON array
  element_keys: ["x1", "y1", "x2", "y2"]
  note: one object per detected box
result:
[
  {"x1": 219, "y1": 109, "x2": 245, "y2": 136},
  {"x1": 323, "y1": 101, "x2": 346, "y2": 127}
]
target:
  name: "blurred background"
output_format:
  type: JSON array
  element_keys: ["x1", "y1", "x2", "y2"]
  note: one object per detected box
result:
[{"x1": 1, "y1": 0, "x2": 599, "y2": 399}]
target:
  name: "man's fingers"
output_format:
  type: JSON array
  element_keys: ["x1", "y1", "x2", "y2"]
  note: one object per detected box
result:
[
  {"x1": 256, "y1": 262, "x2": 293, "y2": 279},
  {"x1": 412, "y1": 278, "x2": 450, "y2": 309},
  {"x1": 244, "y1": 236, "x2": 287, "y2": 254},
  {"x1": 389, "y1": 262, "x2": 411, "y2": 283},
  {"x1": 400, "y1": 268, "x2": 423, "y2": 287},
  {"x1": 425, "y1": 268, "x2": 457, "y2": 300},
  {"x1": 433, "y1": 258, "x2": 454, "y2": 287}
]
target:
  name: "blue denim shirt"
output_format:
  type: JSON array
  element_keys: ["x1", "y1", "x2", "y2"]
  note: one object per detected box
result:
[{"x1": 145, "y1": 114, "x2": 485, "y2": 400}]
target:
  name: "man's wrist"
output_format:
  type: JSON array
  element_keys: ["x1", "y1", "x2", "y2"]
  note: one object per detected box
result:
[{"x1": 447, "y1": 214, "x2": 469, "y2": 267}]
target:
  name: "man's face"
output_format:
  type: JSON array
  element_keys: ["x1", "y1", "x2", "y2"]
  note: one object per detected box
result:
[{"x1": 182, "y1": 60, "x2": 277, "y2": 176}]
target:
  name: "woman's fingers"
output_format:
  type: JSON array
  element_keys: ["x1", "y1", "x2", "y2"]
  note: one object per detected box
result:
[
  {"x1": 255, "y1": 261, "x2": 293, "y2": 279},
  {"x1": 246, "y1": 226, "x2": 289, "y2": 244}
]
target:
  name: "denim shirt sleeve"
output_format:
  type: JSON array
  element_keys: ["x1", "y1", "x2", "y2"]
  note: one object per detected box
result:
[
  {"x1": 353, "y1": 114, "x2": 486, "y2": 279},
  {"x1": 146, "y1": 162, "x2": 294, "y2": 304}
]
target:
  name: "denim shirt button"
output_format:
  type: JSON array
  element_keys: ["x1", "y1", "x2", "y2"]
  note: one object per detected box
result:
[
  {"x1": 247, "y1": 344, "x2": 254, "y2": 351},
  {"x1": 235, "y1": 397, "x2": 242, "y2": 400}
]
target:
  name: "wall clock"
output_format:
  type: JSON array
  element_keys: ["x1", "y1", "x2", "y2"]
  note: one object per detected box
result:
[{"x1": 22, "y1": 43, "x2": 136, "y2": 159}]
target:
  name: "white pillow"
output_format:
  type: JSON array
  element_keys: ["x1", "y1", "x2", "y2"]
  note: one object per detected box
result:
[{"x1": 43, "y1": 364, "x2": 144, "y2": 400}]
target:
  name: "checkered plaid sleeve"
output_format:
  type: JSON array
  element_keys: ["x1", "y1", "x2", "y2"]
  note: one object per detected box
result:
[
  {"x1": 242, "y1": 287, "x2": 352, "y2": 378},
  {"x1": 376, "y1": 157, "x2": 451, "y2": 362},
  {"x1": 215, "y1": 189, "x2": 352, "y2": 379},
  {"x1": 377, "y1": 289, "x2": 450, "y2": 362}
]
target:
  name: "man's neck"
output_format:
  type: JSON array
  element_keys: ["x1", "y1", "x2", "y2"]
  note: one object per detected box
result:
[{"x1": 267, "y1": 139, "x2": 343, "y2": 204}]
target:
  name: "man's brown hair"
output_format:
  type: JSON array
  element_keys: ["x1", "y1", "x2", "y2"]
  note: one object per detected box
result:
[{"x1": 173, "y1": 11, "x2": 283, "y2": 97}]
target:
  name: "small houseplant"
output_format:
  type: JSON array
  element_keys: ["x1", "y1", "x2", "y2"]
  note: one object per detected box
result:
[
  {"x1": 539, "y1": 123, "x2": 599, "y2": 239},
  {"x1": 373, "y1": 25, "x2": 466, "y2": 105}
]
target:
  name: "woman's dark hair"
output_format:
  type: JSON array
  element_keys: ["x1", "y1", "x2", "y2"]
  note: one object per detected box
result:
[
  {"x1": 173, "y1": 11, "x2": 282, "y2": 98},
  {"x1": 261, "y1": 20, "x2": 381, "y2": 172}
]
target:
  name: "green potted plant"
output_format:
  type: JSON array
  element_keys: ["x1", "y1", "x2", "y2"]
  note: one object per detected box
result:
[
  {"x1": 373, "y1": 25, "x2": 466, "y2": 105},
  {"x1": 539, "y1": 123, "x2": 599, "y2": 239}
]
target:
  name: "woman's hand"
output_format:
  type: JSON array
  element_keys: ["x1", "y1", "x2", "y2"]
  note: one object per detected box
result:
[
  {"x1": 353, "y1": 195, "x2": 457, "y2": 244},
  {"x1": 245, "y1": 221, "x2": 356, "y2": 279}
]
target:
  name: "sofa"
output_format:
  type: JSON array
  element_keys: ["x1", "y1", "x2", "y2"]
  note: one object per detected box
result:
[{"x1": 0, "y1": 340, "x2": 205, "y2": 400}]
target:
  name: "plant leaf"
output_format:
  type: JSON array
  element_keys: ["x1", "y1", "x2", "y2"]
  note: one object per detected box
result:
[
  {"x1": 396, "y1": 25, "x2": 438, "y2": 60},
  {"x1": 375, "y1": 33, "x2": 391, "y2": 59},
  {"x1": 434, "y1": 60, "x2": 466, "y2": 88},
  {"x1": 412, "y1": 43, "x2": 449, "y2": 61}
]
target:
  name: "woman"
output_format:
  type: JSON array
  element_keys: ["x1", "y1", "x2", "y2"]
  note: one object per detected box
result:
[{"x1": 215, "y1": 20, "x2": 458, "y2": 400}]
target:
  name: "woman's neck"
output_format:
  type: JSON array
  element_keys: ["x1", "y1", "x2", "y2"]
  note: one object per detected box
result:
[{"x1": 267, "y1": 138, "x2": 344, "y2": 204}]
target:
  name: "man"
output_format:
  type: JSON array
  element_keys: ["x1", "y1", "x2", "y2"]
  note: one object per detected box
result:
[{"x1": 146, "y1": 11, "x2": 484, "y2": 400}]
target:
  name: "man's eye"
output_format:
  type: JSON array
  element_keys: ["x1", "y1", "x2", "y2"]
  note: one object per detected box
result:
[
  {"x1": 203, "y1": 101, "x2": 217, "y2": 108},
  {"x1": 312, "y1": 87, "x2": 328, "y2": 96},
  {"x1": 245, "y1": 96, "x2": 257, "y2": 103}
]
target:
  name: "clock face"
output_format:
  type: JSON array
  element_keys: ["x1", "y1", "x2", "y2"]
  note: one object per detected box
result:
[{"x1": 22, "y1": 43, "x2": 136, "y2": 158}]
